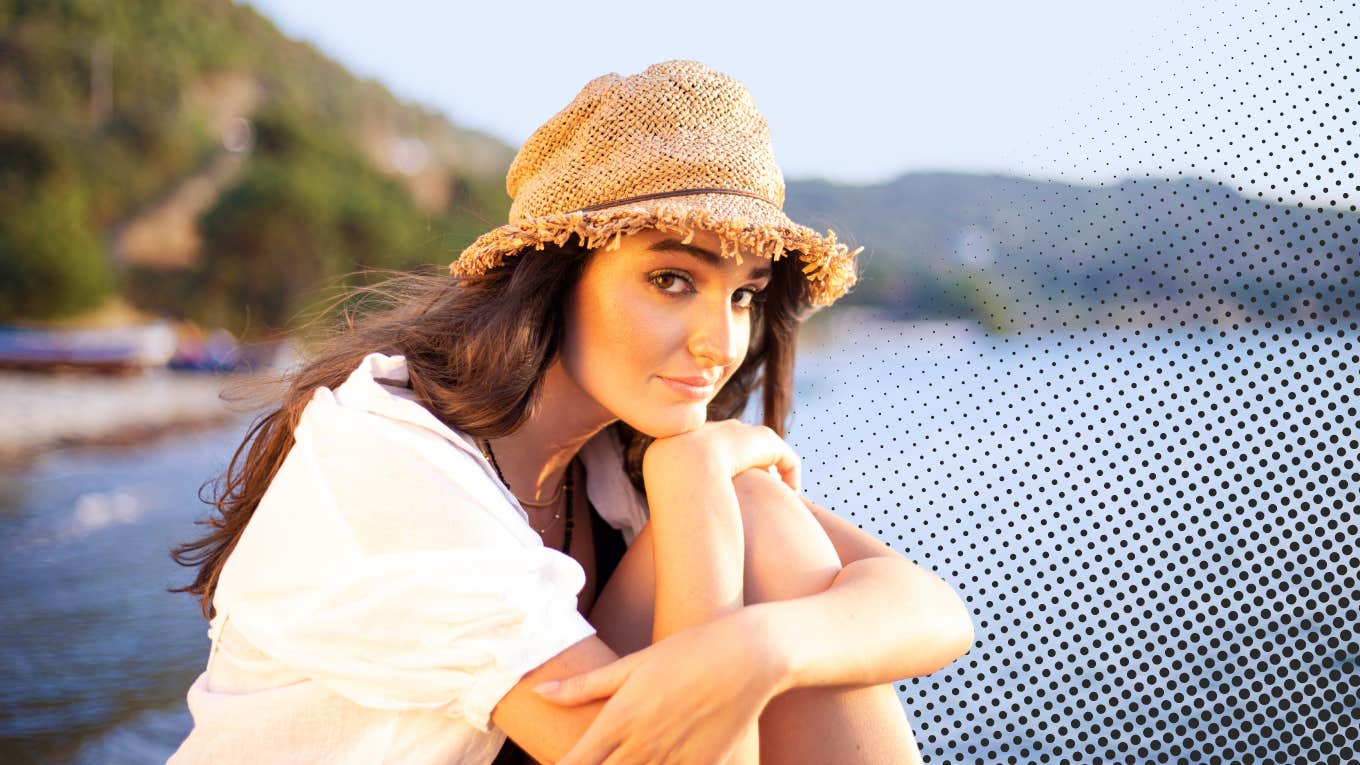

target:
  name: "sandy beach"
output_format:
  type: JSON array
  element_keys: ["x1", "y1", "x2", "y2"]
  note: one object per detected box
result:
[{"x1": 0, "y1": 370, "x2": 265, "y2": 461}]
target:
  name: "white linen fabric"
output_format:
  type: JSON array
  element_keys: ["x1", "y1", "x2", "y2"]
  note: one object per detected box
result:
[{"x1": 168, "y1": 352, "x2": 650, "y2": 764}]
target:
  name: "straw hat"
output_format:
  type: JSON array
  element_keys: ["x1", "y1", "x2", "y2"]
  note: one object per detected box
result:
[{"x1": 449, "y1": 60, "x2": 861, "y2": 308}]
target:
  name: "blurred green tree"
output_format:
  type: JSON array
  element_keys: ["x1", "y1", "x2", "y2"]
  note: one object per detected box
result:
[
  {"x1": 0, "y1": 126, "x2": 114, "y2": 319},
  {"x1": 1, "y1": 0, "x2": 512, "y2": 328},
  {"x1": 177, "y1": 105, "x2": 434, "y2": 335}
]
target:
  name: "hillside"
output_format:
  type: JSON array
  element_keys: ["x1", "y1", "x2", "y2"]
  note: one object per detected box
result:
[
  {"x1": 0, "y1": 0, "x2": 514, "y2": 334},
  {"x1": 3, "y1": 0, "x2": 1351, "y2": 336},
  {"x1": 786, "y1": 172, "x2": 1359, "y2": 330}
]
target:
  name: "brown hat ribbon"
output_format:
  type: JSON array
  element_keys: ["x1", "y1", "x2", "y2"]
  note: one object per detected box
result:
[{"x1": 571, "y1": 188, "x2": 781, "y2": 214}]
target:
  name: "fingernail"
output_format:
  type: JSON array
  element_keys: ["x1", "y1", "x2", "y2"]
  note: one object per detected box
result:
[{"x1": 533, "y1": 680, "x2": 560, "y2": 695}]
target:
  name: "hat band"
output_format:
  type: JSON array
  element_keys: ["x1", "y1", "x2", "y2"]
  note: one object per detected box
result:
[{"x1": 568, "y1": 187, "x2": 780, "y2": 214}]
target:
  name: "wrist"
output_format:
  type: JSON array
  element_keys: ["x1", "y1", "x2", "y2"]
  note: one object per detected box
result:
[
  {"x1": 738, "y1": 603, "x2": 798, "y2": 698},
  {"x1": 643, "y1": 437, "x2": 726, "y2": 485}
]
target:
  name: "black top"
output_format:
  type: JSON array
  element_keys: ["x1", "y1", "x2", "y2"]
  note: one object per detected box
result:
[
  {"x1": 589, "y1": 495, "x2": 629, "y2": 585},
  {"x1": 491, "y1": 496, "x2": 627, "y2": 765}
]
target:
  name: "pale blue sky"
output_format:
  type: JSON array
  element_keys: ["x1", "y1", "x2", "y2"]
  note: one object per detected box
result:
[{"x1": 242, "y1": 0, "x2": 1346, "y2": 204}]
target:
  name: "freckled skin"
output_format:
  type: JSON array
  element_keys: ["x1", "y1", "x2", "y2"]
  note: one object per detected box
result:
[{"x1": 559, "y1": 229, "x2": 771, "y2": 439}]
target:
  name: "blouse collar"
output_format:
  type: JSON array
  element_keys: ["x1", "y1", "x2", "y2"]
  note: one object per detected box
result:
[{"x1": 331, "y1": 353, "x2": 648, "y2": 541}]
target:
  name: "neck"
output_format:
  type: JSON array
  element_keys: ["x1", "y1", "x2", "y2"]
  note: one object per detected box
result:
[{"x1": 487, "y1": 358, "x2": 616, "y2": 504}]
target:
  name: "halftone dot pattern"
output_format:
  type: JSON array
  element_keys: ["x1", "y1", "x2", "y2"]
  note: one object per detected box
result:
[{"x1": 787, "y1": 0, "x2": 1358, "y2": 762}]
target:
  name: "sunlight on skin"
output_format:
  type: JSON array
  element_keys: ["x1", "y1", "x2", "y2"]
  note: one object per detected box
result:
[{"x1": 484, "y1": 228, "x2": 773, "y2": 505}]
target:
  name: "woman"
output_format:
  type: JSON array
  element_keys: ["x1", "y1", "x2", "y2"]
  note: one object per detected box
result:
[{"x1": 169, "y1": 60, "x2": 974, "y2": 764}]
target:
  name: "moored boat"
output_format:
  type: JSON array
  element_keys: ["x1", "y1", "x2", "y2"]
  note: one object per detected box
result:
[{"x1": 0, "y1": 321, "x2": 179, "y2": 373}]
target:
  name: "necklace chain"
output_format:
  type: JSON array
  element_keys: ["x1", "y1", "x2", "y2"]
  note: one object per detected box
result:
[
  {"x1": 511, "y1": 469, "x2": 567, "y2": 509},
  {"x1": 481, "y1": 439, "x2": 574, "y2": 554}
]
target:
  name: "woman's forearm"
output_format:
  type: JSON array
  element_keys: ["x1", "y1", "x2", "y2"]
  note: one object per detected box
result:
[
  {"x1": 643, "y1": 452, "x2": 761, "y2": 763},
  {"x1": 644, "y1": 452, "x2": 747, "y2": 640},
  {"x1": 752, "y1": 556, "x2": 975, "y2": 693}
]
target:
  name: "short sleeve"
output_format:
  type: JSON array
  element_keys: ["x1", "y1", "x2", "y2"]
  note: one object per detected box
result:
[{"x1": 214, "y1": 388, "x2": 597, "y2": 733}]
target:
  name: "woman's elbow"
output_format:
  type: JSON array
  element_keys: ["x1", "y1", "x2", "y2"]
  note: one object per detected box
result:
[
  {"x1": 944, "y1": 581, "x2": 975, "y2": 661},
  {"x1": 922, "y1": 569, "x2": 974, "y2": 664},
  {"x1": 875, "y1": 556, "x2": 975, "y2": 668},
  {"x1": 941, "y1": 574, "x2": 973, "y2": 658}
]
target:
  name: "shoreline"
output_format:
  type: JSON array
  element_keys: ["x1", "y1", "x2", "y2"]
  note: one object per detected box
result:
[{"x1": 0, "y1": 369, "x2": 267, "y2": 464}]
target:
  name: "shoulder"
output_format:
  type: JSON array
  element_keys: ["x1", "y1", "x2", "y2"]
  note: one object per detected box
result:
[
  {"x1": 296, "y1": 383, "x2": 455, "y2": 469},
  {"x1": 280, "y1": 370, "x2": 537, "y2": 551},
  {"x1": 290, "y1": 352, "x2": 499, "y2": 496},
  {"x1": 214, "y1": 353, "x2": 564, "y2": 619},
  {"x1": 216, "y1": 386, "x2": 547, "y2": 616}
]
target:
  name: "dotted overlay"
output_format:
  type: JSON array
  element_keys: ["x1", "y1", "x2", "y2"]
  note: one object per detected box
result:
[{"x1": 785, "y1": 1, "x2": 1359, "y2": 762}]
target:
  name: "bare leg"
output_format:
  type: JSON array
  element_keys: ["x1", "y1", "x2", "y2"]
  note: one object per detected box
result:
[
  {"x1": 586, "y1": 475, "x2": 924, "y2": 764},
  {"x1": 734, "y1": 471, "x2": 924, "y2": 765}
]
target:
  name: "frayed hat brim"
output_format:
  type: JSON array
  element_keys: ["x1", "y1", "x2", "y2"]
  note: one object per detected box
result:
[{"x1": 450, "y1": 194, "x2": 860, "y2": 308}]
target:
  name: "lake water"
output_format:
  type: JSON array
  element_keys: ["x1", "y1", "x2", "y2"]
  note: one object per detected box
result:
[{"x1": 1, "y1": 315, "x2": 1353, "y2": 764}]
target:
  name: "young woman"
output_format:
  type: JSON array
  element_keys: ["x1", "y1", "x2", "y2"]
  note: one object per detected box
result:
[{"x1": 169, "y1": 60, "x2": 974, "y2": 765}]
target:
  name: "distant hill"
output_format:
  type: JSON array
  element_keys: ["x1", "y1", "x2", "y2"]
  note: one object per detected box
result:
[
  {"x1": 0, "y1": 0, "x2": 514, "y2": 333},
  {"x1": 2, "y1": 1, "x2": 1351, "y2": 335},
  {"x1": 787, "y1": 172, "x2": 1359, "y2": 330}
]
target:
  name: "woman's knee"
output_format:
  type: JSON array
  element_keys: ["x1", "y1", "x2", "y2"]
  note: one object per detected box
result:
[{"x1": 732, "y1": 468, "x2": 842, "y2": 604}]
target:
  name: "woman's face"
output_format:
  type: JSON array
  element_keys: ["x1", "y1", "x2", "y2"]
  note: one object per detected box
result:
[{"x1": 560, "y1": 228, "x2": 774, "y2": 438}]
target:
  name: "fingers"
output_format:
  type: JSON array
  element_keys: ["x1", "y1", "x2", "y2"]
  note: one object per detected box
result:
[
  {"x1": 553, "y1": 705, "x2": 627, "y2": 765},
  {"x1": 534, "y1": 652, "x2": 640, "y2": 706},
  {"x1": 556, "y1": 736, "x2": 610, "y2": 765},
  {"x1": 671, "y1": 418, "x2": 805, "y2": 494},
  {"x1": 554, "y1": 743, "x2": 599, "y2": 765},
  {"x1": 754, "y1": 424, "x2": 800, "y2": 493},
  {"x1": 776, "y1": 446, "x2": 801, "y2": 493}
]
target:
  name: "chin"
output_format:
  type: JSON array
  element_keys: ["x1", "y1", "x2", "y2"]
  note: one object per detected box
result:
[{"x1": 623, "y1": 404, "x2": 710, "y2": 439}]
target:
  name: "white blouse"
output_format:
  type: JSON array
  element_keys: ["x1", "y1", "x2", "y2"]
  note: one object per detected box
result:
[{"x1": 168, "y1": 352, "x2": 650, "y2": 764}]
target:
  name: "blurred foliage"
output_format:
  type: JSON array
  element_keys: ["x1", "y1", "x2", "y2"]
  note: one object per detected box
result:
[
  {"x1": 135, "y1": 103, "x2": 443, "y2": 332},
  {"x1": 2, "y1": 0, "x2": 250, "y2": 225},
  {"x1": 9, "y1": 0, "x2": 1344, "y2": 333},
  {"x1": 0, "y1": 0, "x2": 512, "y2": 333},
  {"x1": 0, "y1": 144, "x2": 112, "y2": 320}
]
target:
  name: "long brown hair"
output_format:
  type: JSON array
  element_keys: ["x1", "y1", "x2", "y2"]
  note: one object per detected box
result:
[{"x1": 170, "y1": 235, "x2": 819, "y2": 620}]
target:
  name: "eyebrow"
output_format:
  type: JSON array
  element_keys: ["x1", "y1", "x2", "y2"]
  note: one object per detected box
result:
[{"x1": 646, "y1": 238, "x2": 773, "y2": 280}]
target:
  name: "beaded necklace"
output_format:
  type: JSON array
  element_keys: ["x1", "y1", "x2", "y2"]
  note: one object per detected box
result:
[{"x1": 481, "y1": 440, "x2": 574, "y2": 555}]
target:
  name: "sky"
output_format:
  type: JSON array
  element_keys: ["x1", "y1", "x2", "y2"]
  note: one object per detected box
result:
[{"x1": 242, "y1": 0, "x2": 1351, "y2": 205}]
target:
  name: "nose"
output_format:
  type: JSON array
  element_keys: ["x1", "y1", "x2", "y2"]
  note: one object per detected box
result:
[{"x1": 687, "y1": 298, "x2": 742, "y2": 368}]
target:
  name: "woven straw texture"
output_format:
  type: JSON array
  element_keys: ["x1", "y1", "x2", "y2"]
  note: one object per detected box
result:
[{"x1": 450, "y1": 60, "x2": 861, "y2": 308}]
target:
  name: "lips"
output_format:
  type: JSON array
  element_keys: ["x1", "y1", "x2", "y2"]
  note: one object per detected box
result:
[
  {"x1": 663, "y1": 374, "x2": 720, "y2": 387},
  {"x1": 658, "y1": 374, "x2": 718, "y2": 400}
]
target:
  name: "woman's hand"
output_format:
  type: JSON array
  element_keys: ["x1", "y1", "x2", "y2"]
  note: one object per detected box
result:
[
  {"x1": 532, "y1": 609, "x2": 786, "y2": 765},
  {"x1": 644, "y1": 419, "x2": 801, "y2": 494}
]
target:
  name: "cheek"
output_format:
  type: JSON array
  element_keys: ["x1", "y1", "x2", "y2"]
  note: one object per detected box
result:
[
  {"x1": 566, "y1": 284, "x2": 672, "y2": 388},
  {"x1": 719, "y1": 325, "x2": 753, "y2": 386}
]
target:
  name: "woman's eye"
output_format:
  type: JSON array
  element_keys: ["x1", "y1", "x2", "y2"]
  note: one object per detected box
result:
[
  {"x1": 651, "y1": 271, "x2": 765, "y2": 309},
  {"x1": 734, "y1": 289, "x2": 767, "y2": 310},
  {"x1": 650, "y1": 272, "x2": 692, "y2": 294}
]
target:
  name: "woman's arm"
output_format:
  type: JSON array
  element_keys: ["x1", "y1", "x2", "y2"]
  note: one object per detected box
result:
[
  {"x1": 525, "y1": 422, "x2": 964, "y2": 762},
  {"x1": 642, "y1": 446, "x2": 761, "y2": 763},
  {"x1": 751, "y1": 554, "x2": 975, "y2": 694},
  {"x1": 645, "y1": 451, "x2": 746, "y2": 640},
  {"x1": 535, "y1": 470, "x2": 973, "y2": 713},
  {"x1": 531, "y1": 553, "x2": 969, "y2": 763},
  {"x1": 733, "y1": 466, "x2": 975, "y2": 692},
  {"x1": 491, "y1": 447, "x2": 770, "y2": 765},
  {"x1": 491, "y1": 636, "x2": 623, "y2": 761}
]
